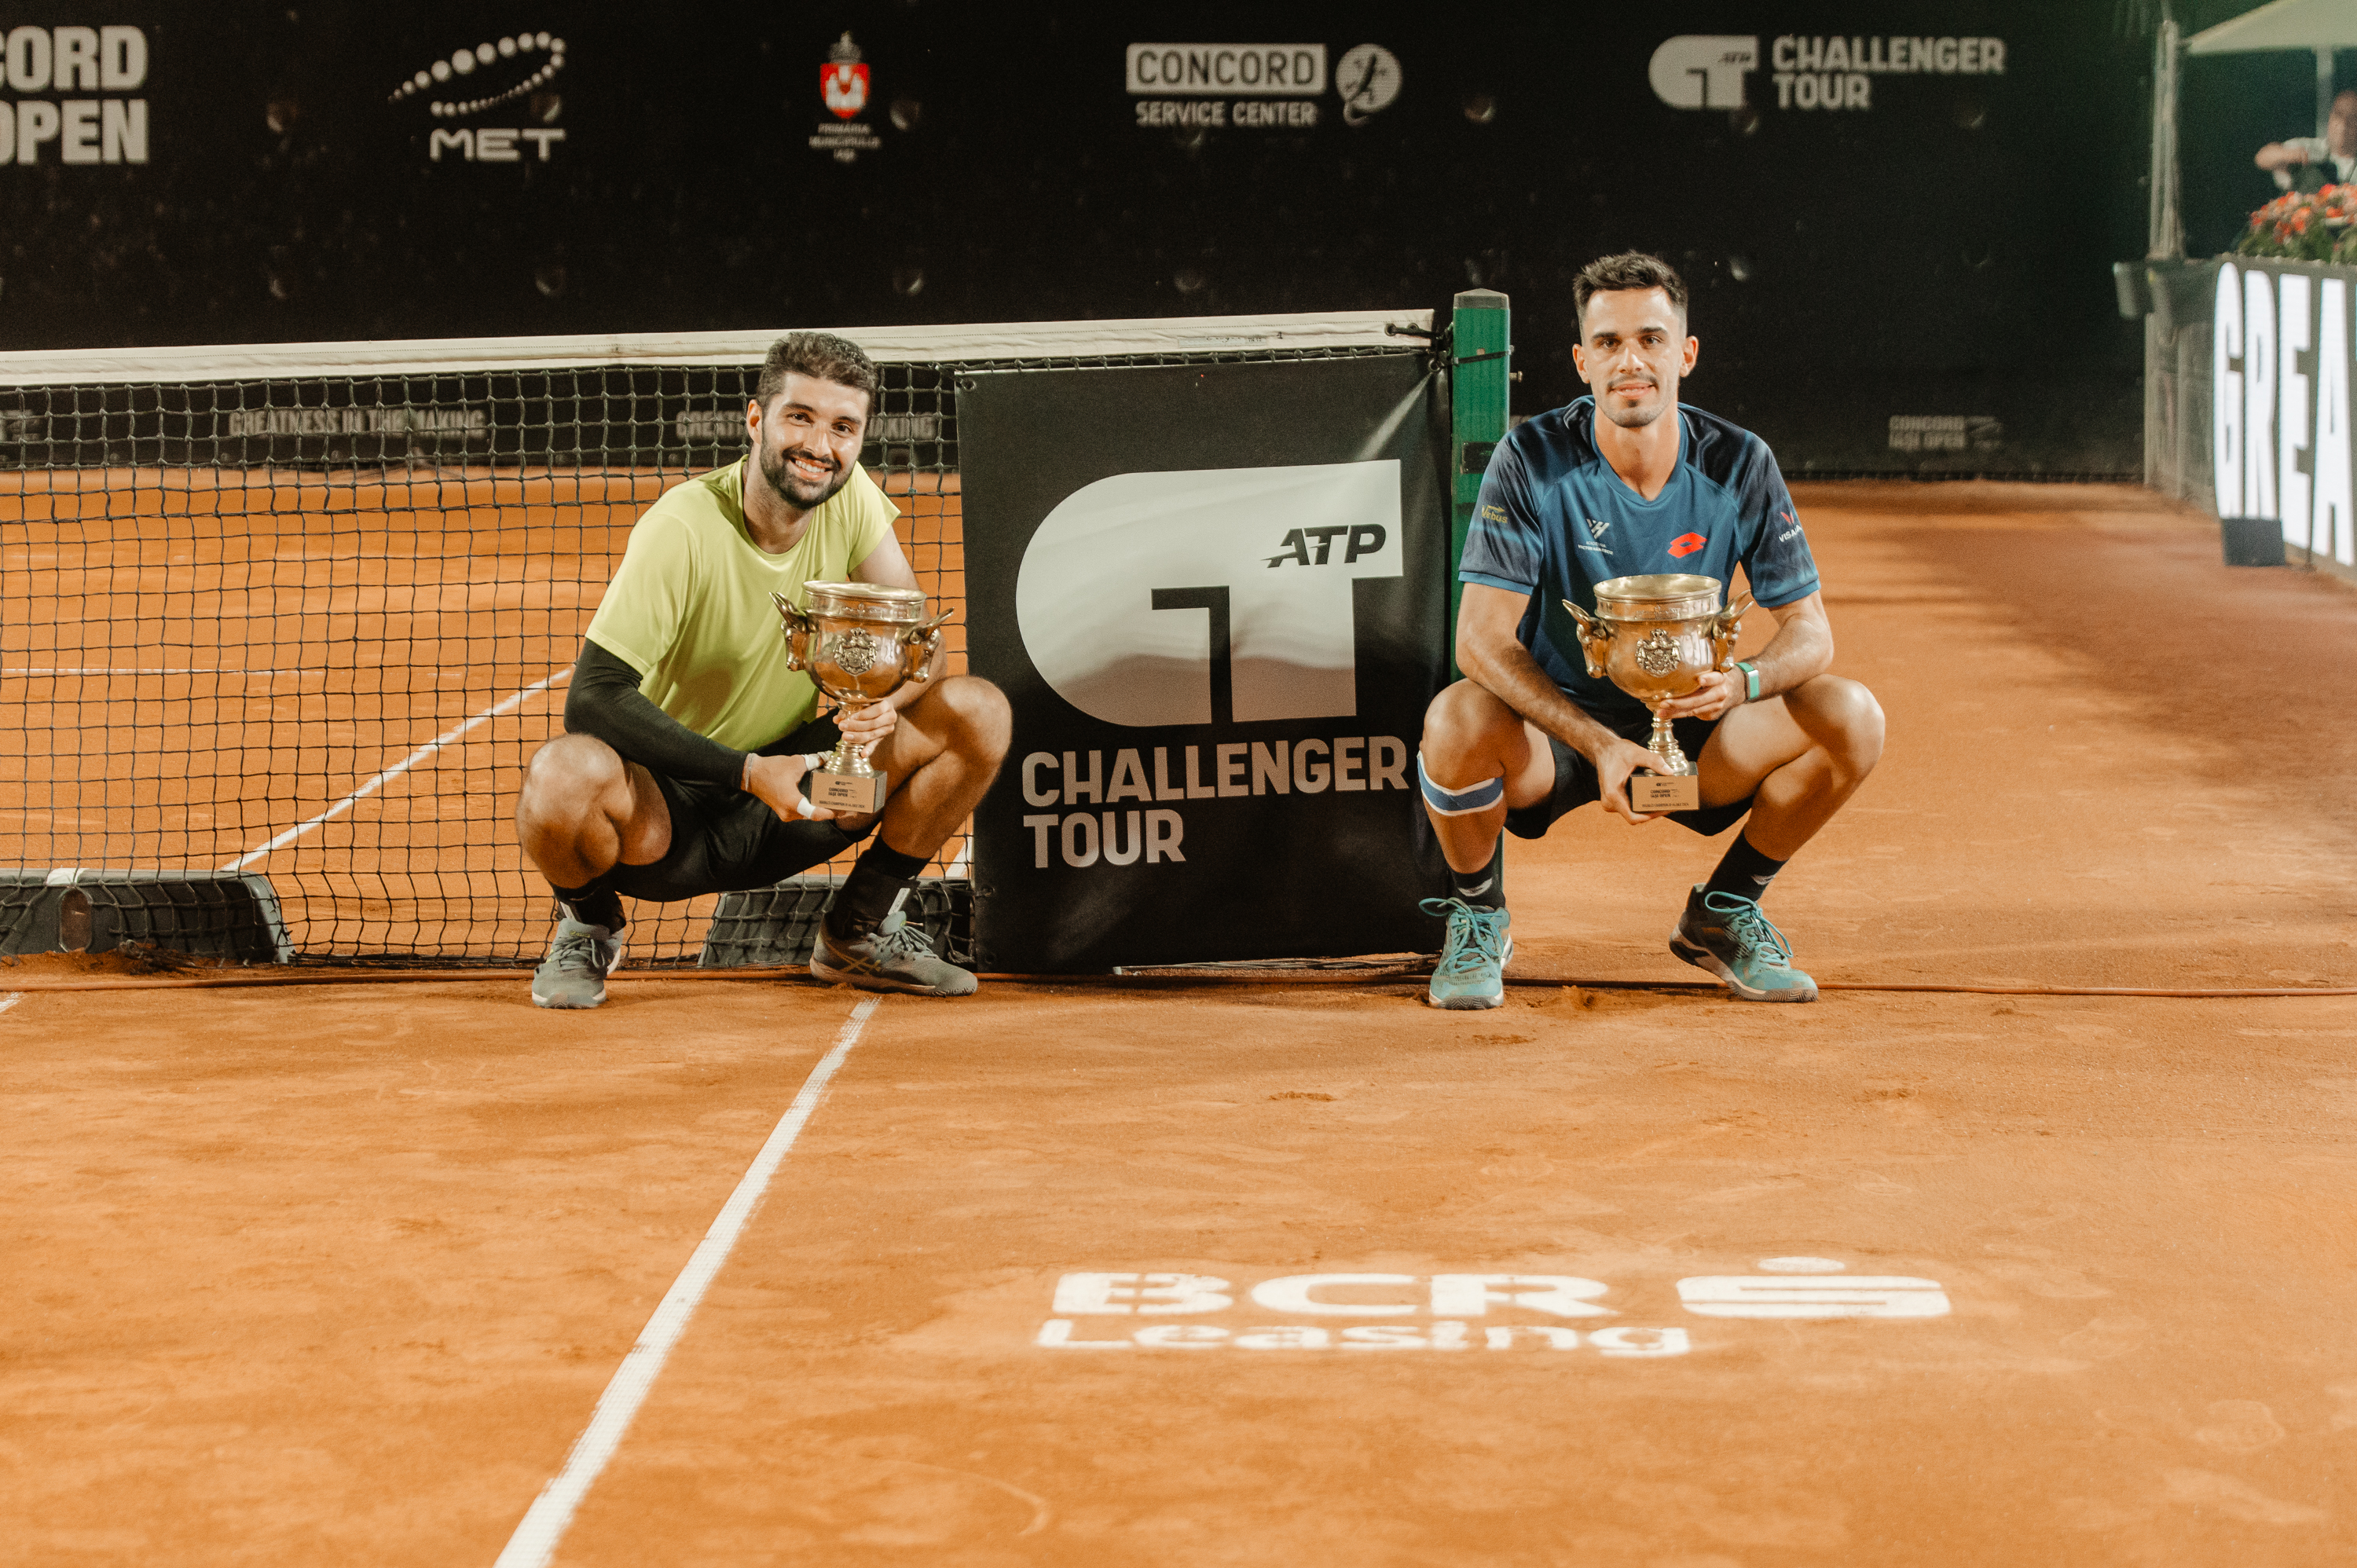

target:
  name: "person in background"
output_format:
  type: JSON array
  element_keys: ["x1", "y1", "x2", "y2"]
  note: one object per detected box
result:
[{"x1": 2256, "y1": 89, "x2": 2357, "y2": 192}]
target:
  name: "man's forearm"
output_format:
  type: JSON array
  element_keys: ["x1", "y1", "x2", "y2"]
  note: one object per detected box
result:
[
  {"x1": 565, "y1": 639, "x2": 747, "y2": 786},
  {"x1": 1461, "y1": 636, "x2": 1625, "y2": 760},
  {"x1": 1742, "y1": 614, "x2": 1834, "y2": 699}
]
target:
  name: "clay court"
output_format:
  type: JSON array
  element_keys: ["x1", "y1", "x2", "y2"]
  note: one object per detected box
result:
[{"x1": 6, "y1": 481, "x2": 2355, "y2": 1566}]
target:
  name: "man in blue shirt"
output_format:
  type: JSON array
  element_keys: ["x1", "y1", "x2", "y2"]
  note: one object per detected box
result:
[{"x1": 1417, "y1": 253, "x2": 1885, "y2": 1008}]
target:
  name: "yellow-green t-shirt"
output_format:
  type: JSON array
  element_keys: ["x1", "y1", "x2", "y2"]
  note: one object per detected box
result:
[{"x1": 585, "y1": 459, "x2": 900, "y2": 751}]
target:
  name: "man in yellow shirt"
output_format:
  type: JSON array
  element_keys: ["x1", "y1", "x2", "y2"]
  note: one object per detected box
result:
[{"x1": 515, "y1": 332, "x2": 1010, "y2": 1006}]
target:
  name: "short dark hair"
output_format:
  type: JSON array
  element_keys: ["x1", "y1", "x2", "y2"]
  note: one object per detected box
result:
[
  {"x1": 1573, "y1": 253, "x2": 1688, "y2": 335},
  {"x1": 753, "y1": 331, "x2": 878, "y2": 409}
]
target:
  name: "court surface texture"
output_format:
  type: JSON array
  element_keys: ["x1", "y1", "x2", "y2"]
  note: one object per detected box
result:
[{"x1": 5, "y1": 482, "x2": 2355, "y2": 1567}]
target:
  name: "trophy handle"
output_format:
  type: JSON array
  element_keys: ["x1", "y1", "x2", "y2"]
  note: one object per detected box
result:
[
  {"x1": 770, "y1": 591, "x2": 816, "y2": 672},
  {"x1": 1561, "y1": 599, "x2": 1611, "y2": 680},
  {"x1": 898, "y1": 607, "x2": 958, "y2": 685},
  {"x1": 1709, "y1": 592, "x2": 1754, "y2": 671}
]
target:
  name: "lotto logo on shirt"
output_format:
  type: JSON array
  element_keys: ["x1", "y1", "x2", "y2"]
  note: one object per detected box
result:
[{"x1": 1668, "y1": 532, "x2": 1706, "y2": 558}]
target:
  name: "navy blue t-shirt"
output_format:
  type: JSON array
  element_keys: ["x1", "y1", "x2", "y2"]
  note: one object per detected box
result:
[{"x1": 1459, "y1": 396, "x2": 1819, "y2": 728}]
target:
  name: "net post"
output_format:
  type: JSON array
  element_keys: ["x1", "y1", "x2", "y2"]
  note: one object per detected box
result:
[{"x1": 1449, "y1": 288, "x2": 1510, "y2": 678}]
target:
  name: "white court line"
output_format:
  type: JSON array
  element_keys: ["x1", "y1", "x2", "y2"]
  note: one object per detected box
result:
[
  {"x1": 493, "y1": 993, "x2": 885, "y2": 1568},
  {"x1": 220, "y1": 667, "x2": 570, "y2": 872},
  {"x1": 0, "y1": 993, "x2": 20, "y2": 1016}
]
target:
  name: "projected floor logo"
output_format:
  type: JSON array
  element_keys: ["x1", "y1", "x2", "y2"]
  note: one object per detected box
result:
[
  {"x1": 1035, "y1": 1259, "x2": 1950, "y2": 1356},
  {"x1": 388, "y1": 31, "x2": 566, "y2": 163}
]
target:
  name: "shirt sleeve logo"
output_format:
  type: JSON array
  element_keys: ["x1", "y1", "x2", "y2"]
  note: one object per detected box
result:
[{"x1": 1668, "y1": 532, "x2": 1706, "y2": 558}]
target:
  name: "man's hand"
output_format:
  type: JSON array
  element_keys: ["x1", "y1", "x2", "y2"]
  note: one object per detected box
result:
[
  {"x1": 835, "y1": 701, "x2": 899, "y2": 753},
  {"x1": 742, "y1": 751, "x2": 838, "y2": 823},
  {"x1": 1656, "y1": 667, "x2": 1745, "y2": 723},
  {"x1": 1590, "y1": 735, "x2": 1675, "y2": 825}
]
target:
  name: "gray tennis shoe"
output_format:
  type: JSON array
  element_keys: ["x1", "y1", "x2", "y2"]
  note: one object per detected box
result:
[
  {"x1": 811, "y1": 908, "x2": 978, "y2": 996},
  {"x1": 533, "y1": 917, "x2": 623, "y2": 1009}
]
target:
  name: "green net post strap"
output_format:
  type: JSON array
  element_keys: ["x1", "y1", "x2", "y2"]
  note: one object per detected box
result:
[{"x1": 1448, "y1": 288, "x2": 1512, "y2": 680}]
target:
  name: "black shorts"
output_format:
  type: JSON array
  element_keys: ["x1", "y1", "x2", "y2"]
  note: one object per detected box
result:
[
  {"x1": 1503, "y1": 712, "x2": 1753, "y2": 841},
  {"x1": 604, "y1": 714, "x2": 878, "y2": 904}
]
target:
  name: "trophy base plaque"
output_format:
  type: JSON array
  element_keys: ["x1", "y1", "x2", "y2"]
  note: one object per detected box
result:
[
  {"x1": 808, "y1": 769, "x2": 887, "y2": 815},
  {"x1": 1629, "y1": 771, "x2": 1699, "y2": 814}
]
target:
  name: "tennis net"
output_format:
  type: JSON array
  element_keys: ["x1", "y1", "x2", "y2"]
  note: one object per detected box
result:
[{"x1": 0, "y1": 311, "x2": 1426, "y2": 964}]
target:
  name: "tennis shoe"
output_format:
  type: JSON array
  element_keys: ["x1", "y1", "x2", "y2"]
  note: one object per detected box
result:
[
  {"x1": 533, "y1": 916, "x2": 622, "y2": 1009},
  {"x1": 1421, "y1": 896, "x2": 1512, "y2": 1010},
  {"x1": 812, "y1": 908, "x2": 978, "y2": 997},
  {"x1": 1670, "y1": 887, "x2": 1818, "y2": 1002}
]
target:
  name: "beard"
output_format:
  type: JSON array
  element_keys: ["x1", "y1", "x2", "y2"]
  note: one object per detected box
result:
[
  {"x1": 1596, "y1": 379, "x2": 1671, "y2": 429},
  {"x1": 757, "y1": 438, "x2": 854, "y2": 510}
]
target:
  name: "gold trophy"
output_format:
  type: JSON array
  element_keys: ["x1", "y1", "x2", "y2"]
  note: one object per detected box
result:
[
  {"x1": 1563, "y1": 573, "x2": 1750, "y2": 814},
  {"x1": 771, "y1": 581, "x2": 952, "y2": 813}
]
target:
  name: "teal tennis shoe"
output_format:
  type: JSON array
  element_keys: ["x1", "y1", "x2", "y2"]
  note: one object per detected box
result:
[
  {"x1": 1421, "y1": 896, "x2": 1512, "y2": 1010},
  {"x1": 1670, "y1": 887, "x2": 1818, "y2": 1002}
]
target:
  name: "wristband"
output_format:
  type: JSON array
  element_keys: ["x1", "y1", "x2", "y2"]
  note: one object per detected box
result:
[{"x1": 1735, "y1": 661, "x2": 1761, "y2": 703}]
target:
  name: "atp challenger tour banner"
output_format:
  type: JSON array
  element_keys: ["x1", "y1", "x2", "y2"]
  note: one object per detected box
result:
[{"x1": 960, "y1": 355, "x2": 1451, "y2": 972}]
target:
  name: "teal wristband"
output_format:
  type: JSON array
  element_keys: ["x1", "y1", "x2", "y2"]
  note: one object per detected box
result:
[{"x1": 1735, "y1": 661, "x2": 1761, "y2": 703}]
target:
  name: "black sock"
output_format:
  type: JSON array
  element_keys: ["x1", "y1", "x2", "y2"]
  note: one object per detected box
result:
[
  {"x1": 1703, "y1": 832, "x2": 1787, "y2": 905},
  {"x1": 827, "y1": 840, "x2": 929, "y2": 936},
  {"x1": 552, "y1": 879, "x2": 625, "y2": 933},
  {"x1": 1448, "y1": 836, "x2": 1506, "y2": 910}
]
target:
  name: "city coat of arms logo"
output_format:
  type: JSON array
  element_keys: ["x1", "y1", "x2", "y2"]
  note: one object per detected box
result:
[{"x1": 822, "y1": 33, "x2": 869, "y2": 120}]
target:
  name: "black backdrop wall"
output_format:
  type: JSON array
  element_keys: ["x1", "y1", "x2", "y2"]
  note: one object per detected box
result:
[{"x1": 0, "y1": 2, "x2": 2267, "y2": 475}]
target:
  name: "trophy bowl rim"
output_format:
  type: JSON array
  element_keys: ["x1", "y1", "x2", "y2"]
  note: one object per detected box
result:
[
  {"x1": 1588, "y1": 573, "x2": 1723, "y2": 621},
  {"x1": 799, "y1": 579, "x2": 929, "y2": 624}
]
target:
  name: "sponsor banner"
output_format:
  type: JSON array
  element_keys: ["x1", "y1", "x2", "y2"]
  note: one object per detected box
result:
[
  {"x1": 0, "y1": 372, "x2": 853, "y2": 469},
  {"x1": 812, "y1": 31, "x2": 881, "y2": 163},
  {"x1": 1127, "y1": 40, "x2": 1396, "y2": 133},
  {"x1": 959, "y1": 355, "x2": 1450, "y2": 970},
  {"x1": 2212, "y1": 258, "x2": 2357, "y2": 564},
  {"x1": 0, "y1": 24, "x2": 149, "y2": 166},
  {"x1": 387, "y1": 29, "x2": 567, "y2": 166},
  {"x1": 1651, "y1": 31, "x2": 2007, "y2": 115},
  {"x1": 1887, "y1": 413, "x2": 2001, "y2": 452}
]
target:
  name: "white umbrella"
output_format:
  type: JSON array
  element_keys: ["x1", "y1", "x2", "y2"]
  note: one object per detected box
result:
[{"x1": 2188, "y1": 0, "x2": 2357, "y2": 136}]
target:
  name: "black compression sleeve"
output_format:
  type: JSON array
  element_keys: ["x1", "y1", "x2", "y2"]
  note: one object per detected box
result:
[{"x1": 564, "y1": 638, "x2": 749, "y2": 786}]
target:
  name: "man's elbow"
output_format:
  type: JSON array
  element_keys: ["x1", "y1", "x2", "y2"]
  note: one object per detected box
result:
[{"x1": 1453, "y1": 627, "x2": 1490, "y2": 682}]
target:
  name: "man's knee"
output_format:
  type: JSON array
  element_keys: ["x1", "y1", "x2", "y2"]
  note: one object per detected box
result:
[
  {"x1": 926, "y1": 674, "x2": 1012, "y2": 761},
  {"x1": 519, "y1": 733, "x2": 625, "y2": 824},
  {"x1": 1420, "y1": 679, "x2": 1517, "y2": 768},
  {"x1": 1794, "y1": 676, "x2": 1885, "y2": 772}
]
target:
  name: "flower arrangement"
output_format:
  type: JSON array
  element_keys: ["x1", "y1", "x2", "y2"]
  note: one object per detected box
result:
[{"x1": 2236, "y1": 184, "x2": 2357, "y2": 262}]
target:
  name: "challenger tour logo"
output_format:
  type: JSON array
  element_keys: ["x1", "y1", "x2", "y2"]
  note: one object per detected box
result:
[{"x1": 1651, "y1": 31, "x2": 2007, "y2": 114}]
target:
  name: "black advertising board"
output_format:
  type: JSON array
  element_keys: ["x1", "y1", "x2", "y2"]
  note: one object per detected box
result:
[
  {"x1": 0, "y1": 5, "x2": 2165, "y2": 478},
  {"x1": 959, "y1": 354, "x2": 1450, "y2": 971}
]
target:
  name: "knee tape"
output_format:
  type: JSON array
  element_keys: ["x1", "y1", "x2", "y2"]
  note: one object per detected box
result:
[{"x1": 1417, "y1": 752, "x2": 1505, "y2": 816}]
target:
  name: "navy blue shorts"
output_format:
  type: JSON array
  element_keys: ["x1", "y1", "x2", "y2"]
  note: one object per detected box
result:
[
  {"x1": 605, "y1": 714, "x2": 878, "y2": 904},
  {"x1": 1504, "y1": 712, "x2": 1753, "y2": 841}
]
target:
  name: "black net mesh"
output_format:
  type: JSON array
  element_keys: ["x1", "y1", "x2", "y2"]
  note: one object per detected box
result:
[{"x1": 0, "y1": 338, "x2": 1411, "y2": 965}]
